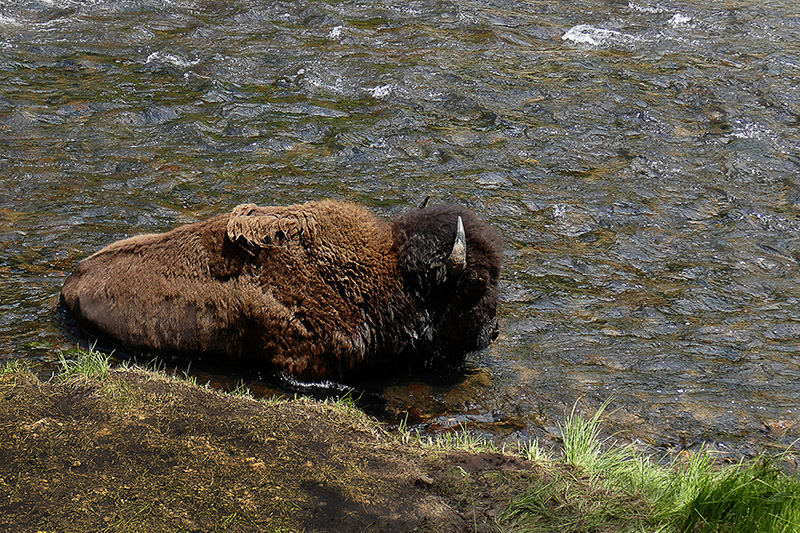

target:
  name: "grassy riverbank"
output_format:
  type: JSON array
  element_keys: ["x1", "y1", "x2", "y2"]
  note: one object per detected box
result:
[{"x1": 1, "y1": 348, "x2": 799, "y2": 532}]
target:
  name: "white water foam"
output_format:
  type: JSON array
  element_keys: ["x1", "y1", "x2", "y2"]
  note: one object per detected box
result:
[
  {"x1": 730, "y1": 121, "x2": 779, "y2": 143},
  {"x1": 667, "y1": 13, "x2": 692, "y2": 27},
  {"x1": 328, "y1": 25, "x2": 344, "y2": 39},
  {"x1": 0, "y1": 14, "x2": 19, "y2": 26},
  {"x1": 366, "y1": 84, "x2": 393, "y2": 99},
  {"x1": 562, "y1": 24, "x2": 637, "y2": 47},
  {"x1": 627, "y1": 1, "x2": 664, "y2": 14},
  {"x1": 145, "y1": 51, "x2": 200, "y2": 69}
]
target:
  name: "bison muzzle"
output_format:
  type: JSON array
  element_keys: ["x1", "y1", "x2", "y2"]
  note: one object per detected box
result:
[{"x1": 60, "y1": 200, "x2": 502, "y2": 381}]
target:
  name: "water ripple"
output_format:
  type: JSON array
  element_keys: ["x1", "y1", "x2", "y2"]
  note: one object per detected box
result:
[{"x1": 1, "y1": 0, "x2": 799, "y2": 458}]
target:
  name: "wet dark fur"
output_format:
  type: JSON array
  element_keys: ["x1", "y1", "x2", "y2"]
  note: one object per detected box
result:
[{"x1": 60, "y1": 200, "x2": 502, "y2": 381}]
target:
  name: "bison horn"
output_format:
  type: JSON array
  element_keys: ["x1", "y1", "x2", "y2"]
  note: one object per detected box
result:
[{"x1": 446, "y1": 216, "x2": 467, "y2": 276}]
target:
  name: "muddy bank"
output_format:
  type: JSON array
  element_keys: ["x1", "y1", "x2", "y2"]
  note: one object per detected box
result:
[{"x1": 0, "y1": 367, "x2": 538, "y2": 532}]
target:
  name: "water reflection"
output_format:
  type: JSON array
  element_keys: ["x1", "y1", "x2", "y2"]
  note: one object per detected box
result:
[{"x1": 1, "y1": 0, "x2": 799, "y2": 459}]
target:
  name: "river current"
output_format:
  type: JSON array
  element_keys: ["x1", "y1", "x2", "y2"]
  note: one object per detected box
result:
[{"x1": 1, "y1": 0, "x2": 799, "y2": 458}]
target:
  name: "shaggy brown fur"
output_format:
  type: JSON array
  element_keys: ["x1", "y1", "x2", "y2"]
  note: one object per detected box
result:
[{"x1": 60, "y1": 200, "x2": 502, "y2": 381}]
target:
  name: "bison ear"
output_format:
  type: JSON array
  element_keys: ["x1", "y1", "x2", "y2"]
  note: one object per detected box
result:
[{"x1": 226, "y1": 203, "x2": 317, "y2": 247}]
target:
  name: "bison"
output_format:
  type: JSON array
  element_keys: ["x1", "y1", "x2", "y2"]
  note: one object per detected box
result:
[{"x1": 59, "y1": 199, "x2": 502, "y2": 381}]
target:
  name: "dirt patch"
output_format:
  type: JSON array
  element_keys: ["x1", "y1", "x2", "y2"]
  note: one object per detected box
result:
[{"x1": 0, "y1": 369, "x2": 535, "y2": 532}]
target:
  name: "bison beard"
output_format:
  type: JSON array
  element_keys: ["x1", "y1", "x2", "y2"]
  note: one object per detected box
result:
[{"x1": 59, "y1": 200, "x2": 502, "y2": 381}]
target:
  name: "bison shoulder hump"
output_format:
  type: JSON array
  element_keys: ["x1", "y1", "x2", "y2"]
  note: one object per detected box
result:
[{"x1": 226, "y1": 203, "x2": 318, "y2": 247}]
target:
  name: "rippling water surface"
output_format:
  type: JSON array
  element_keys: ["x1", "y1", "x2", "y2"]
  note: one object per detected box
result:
[{"x1": 2, "y1": 0, "x2": 799, "y2": 458}]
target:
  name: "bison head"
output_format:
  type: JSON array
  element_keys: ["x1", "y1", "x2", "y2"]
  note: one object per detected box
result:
[{"x1": 392, "y1": 204, "x2": 503, "y2": 370}]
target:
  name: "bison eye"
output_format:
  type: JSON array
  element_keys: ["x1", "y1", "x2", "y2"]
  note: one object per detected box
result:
[{"x1": 460, "y1": 271, "x2": 489, "y2": 301}]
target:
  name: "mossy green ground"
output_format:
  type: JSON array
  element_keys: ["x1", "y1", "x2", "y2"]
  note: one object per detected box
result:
[
  {"x1": 1, "y1": 352, "x2": 799, "y2": 532},
  {"x1": 0, "y1": 365, "x2": 537, "y2": 532}
]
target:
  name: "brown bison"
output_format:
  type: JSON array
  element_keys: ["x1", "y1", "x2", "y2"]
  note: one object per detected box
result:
[{"x1": 60, "y1": 200, "x2": 502, "y2": 381}]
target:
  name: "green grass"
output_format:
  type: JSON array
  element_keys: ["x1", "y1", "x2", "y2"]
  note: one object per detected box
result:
[
  {"x1": 665, "y1": 451, "x2": 800, "y2": 532},
  {"x1": 0, "y1": 358, "x2": 33, "y2": 376},
  {"x1": 503, "y1": 401, "x2": 800, "y2": 532},
  {"x1": 398, "y1": 415, "x2": 555, "y2": 465},
  {"x1": 397, "y1": 414, "x2": 501, "y2": 453},
  {"x1": 56, "y1": 344, "x2": 112, "y2": 381},
  {"x1": 230, "y1": 379, "x2": 254, "y2": 398}
]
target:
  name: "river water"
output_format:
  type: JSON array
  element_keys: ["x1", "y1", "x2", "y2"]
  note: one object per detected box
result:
[{"x1": 1, "y1": 0, "x2": 799, "y2": 459}]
